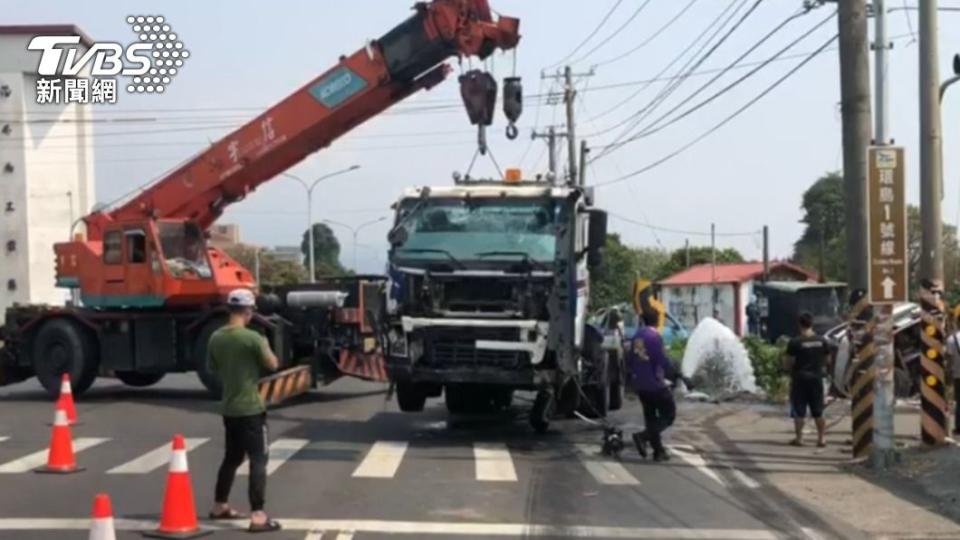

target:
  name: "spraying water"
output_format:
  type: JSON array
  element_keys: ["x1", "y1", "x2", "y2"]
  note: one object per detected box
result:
[{"x1": 681, "y1": 318, "x2": 758, "y2": 398}]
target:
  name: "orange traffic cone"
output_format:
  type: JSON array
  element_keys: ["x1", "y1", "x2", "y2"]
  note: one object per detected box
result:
[
  {"x1": 35, "y1": 405, "x2": 83, "y2": 474},
  {"x1": 57, "y1": 373, "x2": 79, "y2": 425},
  {"x1": 143, "y1": 434, "x2": 211, "y2": 539},
  {"x1": 88, "y1": 493, "x2": 117, "y2": 540}
]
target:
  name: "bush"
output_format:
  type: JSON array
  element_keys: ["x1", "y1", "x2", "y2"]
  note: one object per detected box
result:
[{"x1": 742, "y1": 335, "x2": 790, "y2": 402}]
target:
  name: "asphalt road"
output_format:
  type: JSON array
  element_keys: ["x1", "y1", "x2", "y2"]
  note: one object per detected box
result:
[{"x1": 0, "y1": 374, "x2": 855, "y2": 540}]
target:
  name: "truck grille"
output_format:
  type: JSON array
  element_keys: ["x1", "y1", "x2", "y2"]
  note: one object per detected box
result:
[{"x1": 421, "y1": 327, "x2": 526, "y2": 368}]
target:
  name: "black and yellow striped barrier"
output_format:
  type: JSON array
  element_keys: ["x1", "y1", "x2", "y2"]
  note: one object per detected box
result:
[
  {"x1": 847, "y1": 291, "x2": 876, "y2": 459},
  {"x1": 918, "y1": 280, "x2": 948, "y2": 446},
  {"x1": 258, "y1": 365, "x2": 312, "y2": 408}
]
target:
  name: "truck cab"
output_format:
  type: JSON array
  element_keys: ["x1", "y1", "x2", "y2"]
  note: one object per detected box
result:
[{"x1": 382, "y1": 174, "x2": 609, "y2": 431}]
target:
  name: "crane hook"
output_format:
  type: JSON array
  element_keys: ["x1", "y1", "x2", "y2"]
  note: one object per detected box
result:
[{"x1": 502, "y1": 76, "x2": 523, "y2": 141}]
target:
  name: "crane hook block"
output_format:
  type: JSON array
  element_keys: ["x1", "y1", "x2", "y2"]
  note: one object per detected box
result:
[
  {"x1": 459, "y1": 70, "x2": 497, "y2": 127},
  {"x1": 502, "y1": 76, "x2": 523, "y2": 140}
]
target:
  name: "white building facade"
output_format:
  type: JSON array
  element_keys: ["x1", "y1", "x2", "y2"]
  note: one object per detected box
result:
[{"x1": 0, "y1": 25, "x2": 96, "y2": 311}]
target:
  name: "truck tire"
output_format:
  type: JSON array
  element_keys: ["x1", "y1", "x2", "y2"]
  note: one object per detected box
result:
[
  {"x1": 32, "y1": 318, "x2": 98, "y2": 399},
  {"x1": 445, "y1": 384, "x2": 470, "y2": 414},
  {"x1": 396, "y1": 381, "x2": 427, "y2": 412},
  {"x1": 115, "y1": 371, "x2": 165, "y2": 388},
  {"x1": 193, "y1": 318, "x2": 227, "y2": 399}
]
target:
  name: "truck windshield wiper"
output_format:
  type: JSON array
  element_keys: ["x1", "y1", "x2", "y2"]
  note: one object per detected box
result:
[
  {"x1": 396, "y1": 248, "x2": 466, "y2": 269},
  {"x1": 475, "y1": 251, "x2": 547, "y2": 270}
]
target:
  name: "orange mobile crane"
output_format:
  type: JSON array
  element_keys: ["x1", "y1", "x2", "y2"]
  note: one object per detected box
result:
[{"x1": 0, "y1": 0, "x2": 520, "y2": 398}]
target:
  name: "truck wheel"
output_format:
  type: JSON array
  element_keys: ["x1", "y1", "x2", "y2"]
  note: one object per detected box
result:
[
  {"x1": 193, "y1": 318, "x2": 227, "y2": 399},
  {"x1": 32, "y1": 318, "x2": 98, "y2": 399},
  {"x1": 530, "y1": 389, "x2": 555, "y2": 433},
  {"x1": 115, "y1": 372, "x2": 165, "y2": 388},
  {"x1": 396, "y1": 381, "x2": 427, "y2": 412},
  {"x1": 445, "y1": 385, "x2": 470, "y2": 414}
]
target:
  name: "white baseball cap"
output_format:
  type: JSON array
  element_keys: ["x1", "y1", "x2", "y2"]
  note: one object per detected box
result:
[{"x1": 226, "y1": 288, "x2": 256, "y2": 308}]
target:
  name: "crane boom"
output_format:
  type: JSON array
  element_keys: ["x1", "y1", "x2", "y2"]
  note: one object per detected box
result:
[
  {"x1": 86, "y1": 0, "x2": 519, "y2": 238},
  {"x1": 55, "y1": 0, "x2": 520, "y2": 309}
]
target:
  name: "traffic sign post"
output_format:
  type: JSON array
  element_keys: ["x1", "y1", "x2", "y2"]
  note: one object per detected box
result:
[{"x1": 866, "y1": 145, "x2": 907, "y2": 468}]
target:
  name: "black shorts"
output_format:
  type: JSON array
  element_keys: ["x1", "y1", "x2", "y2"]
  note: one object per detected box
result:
[{"x1": 790, "y1": 378, "x2": 824, "y2": 418}]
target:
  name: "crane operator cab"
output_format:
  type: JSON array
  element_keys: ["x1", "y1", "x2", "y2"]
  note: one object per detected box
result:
[{"x1": 55, "y1": 218, "x2": 253, "y2": 309}]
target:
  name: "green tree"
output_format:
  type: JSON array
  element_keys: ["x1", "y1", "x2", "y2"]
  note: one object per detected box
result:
[
  {"x1": 590, "y1": 234, "x2": 668, "y2": 308},
  {"x1": 654, "y1": 246, "x2": 745, "y2": 281},
  {"x1": 300, "y1": 223, "x2": 349, "y2": 278},
  {"x1": 793, "y1": 172, "x2": 846, "y2": 281},
  {"x1": 223, "y1": 244, "x2": 308, "y2": 286}
]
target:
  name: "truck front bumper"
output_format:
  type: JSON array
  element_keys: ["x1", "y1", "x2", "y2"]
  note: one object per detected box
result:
[{"x1": 386, "y1": 357, "x2": 556, "y2": 387}]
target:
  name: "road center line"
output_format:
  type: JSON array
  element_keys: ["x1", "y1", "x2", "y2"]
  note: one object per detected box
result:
[
  {"x1": 352, "y1": 441, "x2": 407, "y2": 478},
  {"x1": 668, "y1": 445, "x2": 726, "y2": 487},
  {"x1": 0, "y1": 438, "x2": 109, "y2": 473},
  {"x1": 108, "y1": 438, "x2": 208, "y2": 474},
  {"x1": 575, "y1": 444, "x2": 639, "y2": 485},
  {"x1": 0, "y1": 518, "x2": 780, "y2": 539},
  {"x1": 473, "y1": 442, "x2": 517, "y2": 482},
  {"x1": 240, "y1": 438, "x2": 309, "y2": 476}
]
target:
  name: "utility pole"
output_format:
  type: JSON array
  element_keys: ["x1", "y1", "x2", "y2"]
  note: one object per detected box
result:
[
  {"x1": 762, "y1": 225, "x2": 769, "y2": 282},
  {"x1": 819, "y1": 216, "x2": 827, "y2": 284},
  {"x1": 541, "y1": 66, "x2": 593, "y2": 184},
  {"x1": 578, "y1": 140, "x2": 589, "y2": 186},
  {"x1": 531, "y1": 126, "x2": 559, "y2": 182},
  {"x1": 837, "y1": 0, "x2": 872, "y2": 293},
  {"x1": 919, "y1": 1, "x2": 943, "y2": 284},
  {"x1": 711, "y1": 223, "x2": 717, "y2": 317},
  {"x1": 685, "y1": 239, "x2": 691, "y2": 269},
  {"x1": 870, "y1": 0, "x2": 897, "y2": 469},
  {"x1": 564, "y1": 66, "x2": 578, "y2": 183},
  {"x1": 919, "y1": 0, "x2": 949, "y2": 447}
]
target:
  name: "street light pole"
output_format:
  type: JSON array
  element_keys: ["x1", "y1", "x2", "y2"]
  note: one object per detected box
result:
[
  {"x1": 323, "y1": 217, "x2": 387, "y2": 272},
  {"x1": 282, "y1": 165, "x2": 360, "y2": 282}
]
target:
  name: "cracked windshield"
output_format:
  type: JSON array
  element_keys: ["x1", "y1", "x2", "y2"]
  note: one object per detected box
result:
[{"x1": 1, "y1": 1, "x2": 958, "y2": 539}]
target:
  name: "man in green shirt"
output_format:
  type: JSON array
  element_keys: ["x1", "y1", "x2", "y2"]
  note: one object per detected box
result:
[{"x1": 207, "y1": 289, "x2": 281, "y2": 533}]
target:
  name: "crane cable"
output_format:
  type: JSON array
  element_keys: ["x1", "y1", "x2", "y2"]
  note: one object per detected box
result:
[{"x1": 592, "y1": 33, "x2": 839, "y2": 189}]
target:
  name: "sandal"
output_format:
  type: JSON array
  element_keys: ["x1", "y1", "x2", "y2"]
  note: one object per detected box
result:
[
  {"x1": 788, "y1": 439, "x2": 804, "y2": 447},
  {"x1": 816, "y1": 440, "x2": 827, "y2": 448},
  {"x1": 209, "y1": 508, "x2": 246, "y2": 520},
  {"x1": 248, "y1": 519, "x2": 282, "y2": 533}
]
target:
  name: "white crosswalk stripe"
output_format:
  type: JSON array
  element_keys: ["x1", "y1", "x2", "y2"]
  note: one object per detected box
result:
[
  {"x1": 669, "y1": 445, "x2": 726, "y2": 486},
  {"x1": 473, "y1": 442, "x2": 517, "y2": 482},
  {"x1": 0, "y1": 437, "x2": 8, "y2": 444},
  {"x1": 107, "y1": 438, "x2": 209, "y2": 474},
  {"x1": 352, "y1": 440, "x2": 407, "y2": 478},
  {"x1": 575, "y1": 444, "x2": 640, "y2": 485},
  {"x1": 239, "y1": 438, "x2": 309, "y2": 476},
  {"x1": 0, "y1": 438, "x2": 109, "y2": 473}
]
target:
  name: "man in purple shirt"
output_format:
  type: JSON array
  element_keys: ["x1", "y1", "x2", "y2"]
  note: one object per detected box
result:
[{"x1": 625, "y1": 309, "x2": 677, "y2": 462}]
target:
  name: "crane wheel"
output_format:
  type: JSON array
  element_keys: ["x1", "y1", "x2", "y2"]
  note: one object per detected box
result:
[
  {"x1": 115, "y1": 371, "x2": 165, "y2": 387},
  {"x1": 31, "y1": 318, "x2": 98, "y2": 399}
]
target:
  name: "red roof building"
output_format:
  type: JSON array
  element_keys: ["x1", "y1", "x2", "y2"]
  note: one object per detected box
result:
[{"x1": 658, "y1": 261, "x2": 817, "y2": 336}]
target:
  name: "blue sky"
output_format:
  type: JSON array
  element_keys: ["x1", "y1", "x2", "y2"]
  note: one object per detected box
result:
[{"x1": 8, "y1": 0, "x2": 960, "y2": 274}]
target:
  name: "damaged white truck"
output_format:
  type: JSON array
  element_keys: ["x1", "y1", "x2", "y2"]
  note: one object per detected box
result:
[{"x1": 382, "y1": 174, "x2": 614, "y2": 431}]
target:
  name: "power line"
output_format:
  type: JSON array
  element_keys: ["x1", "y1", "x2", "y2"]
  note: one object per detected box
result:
[
  {"x1": 593, "y1": 7, "x2": 836, "y2": 161},
  {"x1": 590, "y1": 0, "x2": 764, "y2": 146},
  {"x1": 542, "y1": 0, "x2": 625, "y2": 71},
  {"x1": 568, "y1": 0, "x2": 655, "y2": 66},
  {"x1": 593, "y1": 0, "x2": 701, "y2": 68},
  {"x1": 593, "y1": 33, "x2": 838, "y2": 189},
  {"x1": 582, "y1": 0, "x2": 751, "y2": 132},
  {"x1": 608, "y1": 211, "x2": 761, "y2": 237}
]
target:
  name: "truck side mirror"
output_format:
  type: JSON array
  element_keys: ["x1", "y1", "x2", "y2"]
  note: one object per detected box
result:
[
  {"x1": 387, "y1": 226, "x2": 408, "y2": 247},
  {"x1": 587, "y1": 209, "x2": 607, "y2": 269}
]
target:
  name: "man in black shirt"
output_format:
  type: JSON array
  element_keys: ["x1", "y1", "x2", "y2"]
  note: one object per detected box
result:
[{"x1": 784, "y1": 312, "x2": 828, "y2": 447}]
